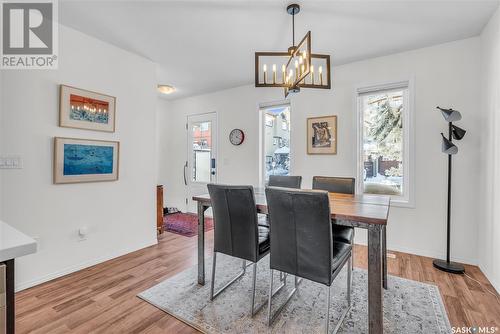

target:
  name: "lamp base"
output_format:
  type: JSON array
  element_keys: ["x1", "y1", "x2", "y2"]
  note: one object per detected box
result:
[{"x1": 432, "y1": 259, "x2": 465, "y2": 274}]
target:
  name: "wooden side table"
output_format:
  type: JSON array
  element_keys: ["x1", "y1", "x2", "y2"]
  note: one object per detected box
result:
[{"x1": 157, "y1": 185, "x2": 164, "y2": 235}]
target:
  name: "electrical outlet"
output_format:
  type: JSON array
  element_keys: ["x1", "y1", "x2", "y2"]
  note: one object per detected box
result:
[{"x1": 0, "y1": 155, "x2": 23, "y2": 169}]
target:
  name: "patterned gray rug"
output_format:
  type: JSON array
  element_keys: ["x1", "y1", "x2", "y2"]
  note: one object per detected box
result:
[{"x1": 138, "y1": 254, "x2": 451, "y2": 333}]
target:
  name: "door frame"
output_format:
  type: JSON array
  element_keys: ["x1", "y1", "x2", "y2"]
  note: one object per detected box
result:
[
  {"x1": 185, "y1": 111, "x2": 218, "y2": 212},
  {"x1": 258, "y1": 101, "x2": 291, "y2": 187}
]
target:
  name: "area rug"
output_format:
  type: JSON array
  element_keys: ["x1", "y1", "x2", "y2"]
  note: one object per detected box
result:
[
  {"x1": 163, "y1": 212, "x2": 214, "y2": 237},
  {"x1": 138, "y1": 254, "x2": 452, "y2": 333}
]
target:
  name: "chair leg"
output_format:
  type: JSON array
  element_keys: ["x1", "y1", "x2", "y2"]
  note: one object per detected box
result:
[
  {"x1": 210, "y1": 254, "x2": 248, "y2": 301},
  {"x1": 351, "y1": 229, "x2": 355, "y2": 270},
  {"x1": 267, "y1": 271, "x2": 301, "y2": 327},
  {"x1": 267, "y1": 268, "x2": 274, "y2": 326},
  {"x1": 347, "y1": 254, "x2": 352, "y2": 307},
  {"x1": 250, "y1": 262, "x2": 257, "y2": 315},
  {"x1": 210, "y1": 252, "x2": 217, "y2": 300},
  {"x1": 325, "y1": 285, "x2": 331, "y2": 334}
]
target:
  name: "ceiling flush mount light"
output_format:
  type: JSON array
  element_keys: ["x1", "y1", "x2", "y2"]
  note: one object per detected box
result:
[
  {"x1": 255, "y1": 4, "x2": 331, "y2": 97},
  {"x1": 157, "y1": 84, "x2": 176, "y2": 95}
]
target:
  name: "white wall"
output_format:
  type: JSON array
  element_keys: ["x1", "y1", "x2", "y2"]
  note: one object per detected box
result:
[
  {"x1": 479, "y1": 7, "x2": 500, "y2": 292},
  {"x1": 1, "y1": 25, "x2": 158, "y2": 290},
  {"x1": 0, "y1": 69, "x2": 3, "y2": 218},
  {"x1": 158, "y1": 38, "x2": 481, "y2": 265}
]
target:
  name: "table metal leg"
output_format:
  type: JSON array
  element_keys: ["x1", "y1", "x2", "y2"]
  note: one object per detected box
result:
[
  {"x1": 382, "y1": 225, "x2": 387, "y2": 290},
  {"x1": 368, "y1": 225, "x2": 383, "y2": 334},
  {"x1": 198, "y1": 202, "x2": 208, "y2": 285},
  {"x1": 5, "y1": 259, "x2": 15, "y2": 334}
]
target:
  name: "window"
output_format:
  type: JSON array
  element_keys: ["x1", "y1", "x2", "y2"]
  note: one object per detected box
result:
[
  {"x1": 191, "y1": 121, "x2": 212, "y2": 183},
  {"x1": 260, "y1": 103, "x2": 291, "y2": 183},
  {"x1": 356, "y1": 81, "x2": 414, "y2": 205}
]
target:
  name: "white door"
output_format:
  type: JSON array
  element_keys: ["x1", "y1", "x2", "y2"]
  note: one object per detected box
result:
[{"x1": 185, "y1": 113, "x2": 217, "y2": 212}]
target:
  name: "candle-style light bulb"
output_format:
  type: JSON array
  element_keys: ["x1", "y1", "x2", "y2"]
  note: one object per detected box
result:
[
  {"x1": 263, "y1": 64, "x2": 267, "y2": 84},
  {"x1": 319, "y1": 66, "x2": 323, "y2": 85},
  {"x1": 282, "y1": 64, "x2": 286, "y2": 83},
  {"x1": 272, "y1": 64, "x2": 276, "y2": 84},
  {"x1": 311, "y1": 65, "x2": 315, "y2": 85},
  {"x1": 294, "y1": 60, "x2": 299, "y2": 80},
  {"x1": 288, "y1": 69, "x2": 293, "y2": 84}
]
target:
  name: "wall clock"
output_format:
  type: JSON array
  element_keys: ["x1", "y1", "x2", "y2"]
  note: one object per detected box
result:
[{"x1": 229, "y1": 129, "x2": 245, "y2": 146}]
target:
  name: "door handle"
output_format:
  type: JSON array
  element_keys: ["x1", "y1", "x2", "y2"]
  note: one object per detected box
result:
[
  {"x1": 211, "y1": 158, "x2": 216, "y2": 176},
  {"x1": 183, "y1": 161, "x2": 188, "y2": 185}
]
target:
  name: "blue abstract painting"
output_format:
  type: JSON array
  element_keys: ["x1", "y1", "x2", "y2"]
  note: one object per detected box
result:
[{"x1": 63, "y1": 144, "x2": 114, "y2": 175}]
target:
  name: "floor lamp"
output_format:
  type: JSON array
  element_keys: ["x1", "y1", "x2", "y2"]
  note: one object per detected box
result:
[{"x1": 433, "y1": 106, "x2": 467, "y2": 274}]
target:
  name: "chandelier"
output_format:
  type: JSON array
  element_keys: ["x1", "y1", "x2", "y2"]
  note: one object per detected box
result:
[{"x1": 255, "y1": 4, "x2": 331, "y2": 97}]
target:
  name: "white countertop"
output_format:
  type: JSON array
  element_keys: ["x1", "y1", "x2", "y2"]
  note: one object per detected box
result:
[{"x1": 0, "y1": 221, "x2": 37, "y2": 262}]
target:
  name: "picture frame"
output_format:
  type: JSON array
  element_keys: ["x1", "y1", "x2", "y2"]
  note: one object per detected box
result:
[
  {"x1": 54, "y1": 137, "x2": 120, "y2": 184},
  {"x1": 307, "y1": 115, "x2": 337, "y2": 154},
  {"x1": 59, "y1": 85, "x2": 116, "y2": 132}
]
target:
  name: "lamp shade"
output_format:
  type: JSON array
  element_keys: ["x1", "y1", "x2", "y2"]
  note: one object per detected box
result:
[
  {"x1": 441, "y1": 133, "x2": 458, "y2": 155},
  {"x1": 452, "y1": 125, "x2": 466, "y2": 140},
  {"x1": 437, "y1": 106, "x2": 462, "y2": 122}
]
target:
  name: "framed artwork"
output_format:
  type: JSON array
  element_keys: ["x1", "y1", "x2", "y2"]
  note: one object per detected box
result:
[
  {"x1": 54, "y1": 137, "x2": 120, "y2": 184},
  {"x1": 59, "y1": 85, "x2": 116, "y2": 132},
  {"x1": 307, "y1": 115, "x2": 337, "y2": 154}
]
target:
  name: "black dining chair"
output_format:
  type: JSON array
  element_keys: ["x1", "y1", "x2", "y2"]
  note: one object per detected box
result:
[
  {"x1": 312, "y1": 176, "x2": 356, "y2": 247},
  {"x1": 265, "y1": 187, "x2": 352, "y2": 333},
  {"x1": 207, "y1": 184, "x2": 271, "y2": 316},
  {"x1": 260, "y1": 175, "x2": 302, "y2": 228},
  {"x1": 268, "y1": 175, "x2": 302, "y2": 189}
]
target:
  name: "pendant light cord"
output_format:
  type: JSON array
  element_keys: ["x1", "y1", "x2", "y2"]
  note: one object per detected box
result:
[{"x1": 292, "y1": 12, "x2": 295, "y2": 47}]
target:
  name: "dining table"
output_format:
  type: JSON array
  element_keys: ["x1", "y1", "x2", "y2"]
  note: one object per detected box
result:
[{"x1": 192, "y1": 189, "x2": 391, "y2": 334}]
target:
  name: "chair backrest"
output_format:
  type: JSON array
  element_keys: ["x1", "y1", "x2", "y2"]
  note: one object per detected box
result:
[
  {"x1": 265, "y1": 186, "x2": 333, "y2": 286},
  {"x1": 207, "y1": 184, "x2": 259, "y2": 262},
  {"x1": 268, "y1": 175, "x2": 302, "y2": 189},
  {"x1": 312, "y1": 176, "x2": 355, "y2": 194}
]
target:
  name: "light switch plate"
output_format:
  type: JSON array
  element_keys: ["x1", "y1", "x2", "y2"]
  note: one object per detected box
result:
[{"x1": 0, "y1": 155, "x2": 23, "y2": 169}]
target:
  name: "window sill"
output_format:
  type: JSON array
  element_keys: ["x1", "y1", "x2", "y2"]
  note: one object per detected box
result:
[{"x1": 387, "y1": 198, "x2": 415, "y2": 209}]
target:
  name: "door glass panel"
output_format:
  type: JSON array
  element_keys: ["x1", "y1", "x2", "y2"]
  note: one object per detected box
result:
[{"x1": 191, "y1": 121, "x2": 212, "y2": 183}]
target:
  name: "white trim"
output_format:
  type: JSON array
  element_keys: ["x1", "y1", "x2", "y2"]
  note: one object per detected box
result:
[
  {"x1": 478, "y1": 264, "x2": 500, "y2": 294},
  {"x1": 352, "y1": 238, "x2": 477, "y2": 266},
  {"x1": 185, "y1": 111, "x2": 218, "y2": 211},
  {"x1": 354, "y1": 78, "x2": 416, "y2": 208},
  {"x1": 15, "y1": 238, "x2": 158, "y2": 292},
  {"x1": 258, "y1": 101, "x2": 292, "y2": 187}
]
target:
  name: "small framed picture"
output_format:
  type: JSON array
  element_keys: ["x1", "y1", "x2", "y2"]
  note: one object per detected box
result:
[
  {"x1": 59, "y1": 85, "x2": 116, "y2": 132},
  {"x1": 307, "y1": 115, "x2": 337, "y2": 155},
  {"x1": 54, "y1": 137, "x2": 119, "y2": 184}
]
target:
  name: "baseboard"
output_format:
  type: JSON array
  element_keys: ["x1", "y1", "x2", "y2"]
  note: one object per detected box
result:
[
  {"x1": 353, "y1": 238, "x2": 477, "y2": 266},
  {"x1": 478, "y1": 264, "x2": 500, "y2": 294},
  {"x1": 15, "y1": 238, "x2": 159, "y2": 292}
]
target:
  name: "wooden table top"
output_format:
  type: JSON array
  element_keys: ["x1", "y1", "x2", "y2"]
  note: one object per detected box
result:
[{"x1": 193, "y1": 190, "x2": 390, "y2": 226}]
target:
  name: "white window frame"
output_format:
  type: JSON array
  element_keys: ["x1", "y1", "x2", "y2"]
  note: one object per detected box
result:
[
  {"x1": 355, "y1": 79, "x2": 415, "y2": 208},
  {"x1": 258, "y1": 100, "x2": 292, "y2": 187}
]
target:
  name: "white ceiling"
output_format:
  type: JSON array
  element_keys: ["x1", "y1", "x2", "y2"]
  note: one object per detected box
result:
[{"x1": 60, "y1": 0, "x2": 499, "y2": 99}]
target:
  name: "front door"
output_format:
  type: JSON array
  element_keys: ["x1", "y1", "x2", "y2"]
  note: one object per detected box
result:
[{"x1": 185, "y1": 113, "x2": 217, "y2": 212}]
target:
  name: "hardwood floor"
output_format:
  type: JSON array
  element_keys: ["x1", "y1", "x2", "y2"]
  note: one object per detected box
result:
[{"x1": 16, "y1": 231, "x2": 500, "y2": 333}]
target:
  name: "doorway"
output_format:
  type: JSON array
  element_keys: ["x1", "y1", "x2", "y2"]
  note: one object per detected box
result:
[{"x1": 185, "y1": 112, "x2": 217, "y2": 212}]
